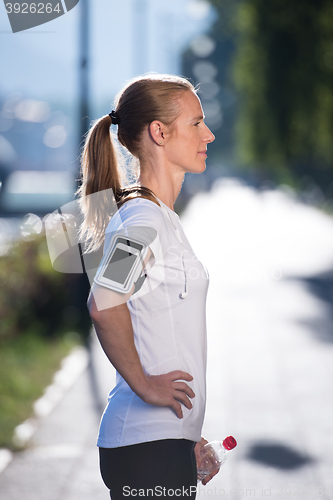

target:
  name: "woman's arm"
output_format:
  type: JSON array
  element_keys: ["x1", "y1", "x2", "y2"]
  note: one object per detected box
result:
[{"x1": 88, "y1": 287, "x2": 195, "y2": 419}]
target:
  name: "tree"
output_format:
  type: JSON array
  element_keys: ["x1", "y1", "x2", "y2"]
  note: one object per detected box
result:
[
  {"x1": 184, "y1": 0, "x2": 333, "y2": 195},
  {"x1": 230, "y1": 0, "x2": 333, "y2": 191}
]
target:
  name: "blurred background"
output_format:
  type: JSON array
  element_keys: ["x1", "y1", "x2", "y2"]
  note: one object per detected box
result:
[{"x1": 1, "y1": 0, "x2": 333, "y2": 499}]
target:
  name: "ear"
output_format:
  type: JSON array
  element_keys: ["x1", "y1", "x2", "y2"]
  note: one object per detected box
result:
[{"x1": 149, "y1": 120, "x2": 167, "y2": 146}]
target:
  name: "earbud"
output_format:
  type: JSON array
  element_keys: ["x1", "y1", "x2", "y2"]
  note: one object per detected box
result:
[
  {"x1": 174, "y1": 227, "x2": 188, "y2": 299},
  {"x1": 159, "y1": 204, "x2": 189, "y2": 300},
  {"x1": 179, "y1": 273, "x2": 188, "y2": 299}
]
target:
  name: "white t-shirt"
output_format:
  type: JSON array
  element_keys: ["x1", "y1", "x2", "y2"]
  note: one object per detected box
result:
[{"x1": 96, "y1": 197, "x2": 209, "y2": 447}]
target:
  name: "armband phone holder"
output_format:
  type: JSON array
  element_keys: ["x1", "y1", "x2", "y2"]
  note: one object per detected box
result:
[{"x1": 94, "y1": 234, "x2": 148, "y2": 294}]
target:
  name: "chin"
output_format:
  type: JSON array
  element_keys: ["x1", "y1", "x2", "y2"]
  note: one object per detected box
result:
[
  {"x1": 195, "y1": 163, "x2": 207, "y2": 174},
  {"x1": 184, "y1": 161, "x2": 207, "y2": 175}
]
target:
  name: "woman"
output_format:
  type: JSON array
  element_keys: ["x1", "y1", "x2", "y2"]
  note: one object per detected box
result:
[{"x1": 78, "y1": 74, "x2": 216, "y2": 499}]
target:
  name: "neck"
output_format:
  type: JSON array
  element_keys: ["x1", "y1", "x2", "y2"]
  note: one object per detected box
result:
[{"x1": 138, "y1": 166, "x2": 184, "y2": 211}]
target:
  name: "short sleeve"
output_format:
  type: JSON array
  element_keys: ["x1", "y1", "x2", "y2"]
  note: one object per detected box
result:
[{"x1": 104, "y1": 198, "x2": 170, "y2": 264}]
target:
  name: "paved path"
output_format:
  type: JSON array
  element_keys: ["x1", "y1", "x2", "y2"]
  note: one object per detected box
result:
[
  {"x1": 182, "y1": 179, "x2": 333, "y2": 499},
  {"x1": 0, "y1": 178, "x2": 333, "y2": 500}
]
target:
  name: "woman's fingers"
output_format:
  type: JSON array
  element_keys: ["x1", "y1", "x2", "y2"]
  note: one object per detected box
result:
[
  {"x1": 167, "y1": 370, "x2": 193, "y2": 382},
  {"x1": 173, "y1": 390, "x2": 193, "y2": 410},
  {"x1": 202, "y1": 467, "x2": 220, "y2": 485},
  {"x1": 170, "y1": 400, "x2": 183, "y2": 419},
  {"x1": 173, "y1": 381, "x2": 195, "y2": 398},
  {"x1": 143, "y1": 370, "x2": 195, "y2": 418},
  {"x1": 168, "y1": 372, "x2": 195, "y2": 411}
]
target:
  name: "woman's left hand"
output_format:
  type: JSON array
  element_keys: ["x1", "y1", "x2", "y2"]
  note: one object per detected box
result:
[{"x1": 194, "y1": 437, "x2": 220, "y2": 485}]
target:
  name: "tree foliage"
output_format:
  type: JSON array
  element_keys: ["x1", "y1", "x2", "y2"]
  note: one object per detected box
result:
[
  {"x1": 236, "y1": 0, "x2": 333, "y2": 163},
  {"x1": 0, "y1": 237, "x2": 91, "y2": 344},
  {"x1": 200, "y1": 0, "x2": 333, "y2": 196}
]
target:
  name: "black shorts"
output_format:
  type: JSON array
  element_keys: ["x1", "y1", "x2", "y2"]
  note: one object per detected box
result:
[{"x1": 99, "y1": 438, "x2": 197, "y2": 499}]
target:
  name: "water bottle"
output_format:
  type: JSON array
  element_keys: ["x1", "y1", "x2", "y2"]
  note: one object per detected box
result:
[{"x1": 197, "y1": 435, "x2": 237, "y2": 481}]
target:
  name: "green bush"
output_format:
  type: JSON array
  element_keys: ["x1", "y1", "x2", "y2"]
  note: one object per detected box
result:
[
  {"x1": 0, "y1": 235, "x2": 91, "y2": 344},
  {"x1": 0, "y1": 331, "x2": 80, "y2": 449}
]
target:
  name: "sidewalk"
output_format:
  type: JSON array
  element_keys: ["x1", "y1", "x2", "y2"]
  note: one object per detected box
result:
[
  {"x1": 182, "y1": 179, "x2": 333, "y2": 499},
  {"x1": 0, "y1": 180, "x2": 332, "y2": 499}
]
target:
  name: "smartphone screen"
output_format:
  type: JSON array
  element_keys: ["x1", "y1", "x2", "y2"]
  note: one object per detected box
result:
[
  {"x1": 101, "y1": 237, "x2": 144, "y2": 285},
  {"x1": 102, "y1": 247, "x2": 138, "y2": 285}
]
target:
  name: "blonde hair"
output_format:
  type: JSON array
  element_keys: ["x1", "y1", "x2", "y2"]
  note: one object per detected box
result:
[{"x1": 77, "y1": 73, "x2": 195, "y2": 252}]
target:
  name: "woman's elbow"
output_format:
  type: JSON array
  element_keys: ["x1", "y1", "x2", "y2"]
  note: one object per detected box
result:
[
  {"x1": 88, "y1": 291, "x2": 128, "y2": 324},
  {"x1": 87, "y1": 292, "x2": 99, "y2": 320}
]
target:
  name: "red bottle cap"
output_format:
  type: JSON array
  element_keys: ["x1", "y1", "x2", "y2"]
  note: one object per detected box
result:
[{"x1": 223, "y1": 436, "x2": 237, "y2": 450}]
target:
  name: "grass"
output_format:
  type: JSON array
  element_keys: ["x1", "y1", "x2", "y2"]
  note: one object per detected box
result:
[{"x1": 0, "y1": 331, "x2": 81, "y2": 450}]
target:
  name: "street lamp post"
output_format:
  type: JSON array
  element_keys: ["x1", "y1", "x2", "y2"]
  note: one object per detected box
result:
[
  {"x1": 79, "y1": 0, "x2": 90, "y2": 153},
  {"x1": 76, "y1": 0, "x2": 91, "y2": 330}
]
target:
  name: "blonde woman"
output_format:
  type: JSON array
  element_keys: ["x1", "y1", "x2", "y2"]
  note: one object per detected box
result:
[{"x1": 78, "y1": 74, "x2": 216, "y2": 499}]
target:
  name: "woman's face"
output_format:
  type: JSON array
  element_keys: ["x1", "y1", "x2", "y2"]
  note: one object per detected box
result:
[{"x1": 164, "y1": 90, "x2": 215, "y2": 175}]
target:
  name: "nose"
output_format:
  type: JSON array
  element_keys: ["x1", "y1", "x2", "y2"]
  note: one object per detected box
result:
[{"x1": 203, "y1": 123, "x2": 215, "y2": 144}]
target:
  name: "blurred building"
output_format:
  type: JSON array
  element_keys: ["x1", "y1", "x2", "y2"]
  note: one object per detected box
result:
[{"x1": 0, "y1": 0, "x2": 217, "y2": 215}]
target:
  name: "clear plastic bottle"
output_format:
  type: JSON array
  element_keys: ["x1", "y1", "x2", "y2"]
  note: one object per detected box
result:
[{"x1": 197, "y1": 435, "x2": 237, "y2": 481}]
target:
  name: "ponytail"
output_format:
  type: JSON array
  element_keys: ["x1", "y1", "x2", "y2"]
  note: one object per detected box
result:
[{"x1": 77, "y1": 114, "x2": 123, "y2": 252}]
